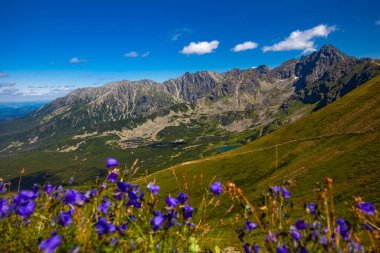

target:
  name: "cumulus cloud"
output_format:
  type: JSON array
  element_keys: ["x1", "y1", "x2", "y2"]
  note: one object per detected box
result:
[
  {"x1": 69, "y1": 57, "x2": 87, "y2": 64},
  {"x1": 263, "y1": 24, "x2": 336, "y2": 53},
  {"x1": 0, "y1": 72, "x2": 9, "y2": 78},
  {"x1": 141, "y1": 51, "x2": 150, "y2": 57},
  {"x1": 0, "y1": 81, "x2": 16, "y2": 88},
  {"x1": 124, "y1": 51, "x2": 139, "y2": 58},
  {"x1": 180, "y1": 40, "x2": 219, "y2": 55},
  {"x1": 376, "y1": 20, "x2": 380, "y2": 25},
  {"x1": 231, "y1": 41, "x2": 258, "y2": 52}
]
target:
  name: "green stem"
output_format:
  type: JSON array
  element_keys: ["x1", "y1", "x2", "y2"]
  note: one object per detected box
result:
[{"x1": 17, "y1": 175, "x2": 22, "y2": 192}]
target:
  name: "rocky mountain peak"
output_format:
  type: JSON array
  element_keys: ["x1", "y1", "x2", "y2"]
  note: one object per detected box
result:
[
  {"x1": 256, "y1": 65, "x2": 270, "y2": 74},
  {"x1": 314, "y1": 44, "x2": 353, "y2": 63},
  {"x1": 17, "y1": 44, "x2": 379, "y2": 139}
]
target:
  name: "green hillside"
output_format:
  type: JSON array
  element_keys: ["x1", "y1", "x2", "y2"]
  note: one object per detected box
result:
[{"x1": 139, "y1": 75, "x2": 380, "y2": 244}]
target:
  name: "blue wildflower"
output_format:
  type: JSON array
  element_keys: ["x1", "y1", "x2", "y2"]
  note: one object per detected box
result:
[
  {"x1": 57, "y1": 185, "x2": 63, "y2": 194},
  {"x1": 74, "y1": 192, "x2": 86, "y2": 206},
  {"x1": 95, "y1": 217, "x2": 116, "y2": 235},
  {"x1": 126, "y1": 198, "x2": 141, "y2": 209},
  {"x1": 210, "y1": 182, "x2": 223, "y2": 195},
  {"x1": 0, "y1": 181, "x2": 5, "y2": 193},
  {"x1": 280, "y1": 187, "x2": 290, "y2": 198},
  {"x1": 63, "y1": 189, "x2": 86, "y2": 206},
  {"x1": 244, "y1": 243, "x2": 252, "y2": 253},
  {"x1": 185, "y1": 221, "x2": 195, "y2": 227},
  {"x1": 68, "y1": 176, "x2": 74, "y2": 185},
  {"x1": 38, "y1": 234, "x2": 62, "y2": 253},
  {"x1": 84, "y1": 189, "x2": 97, "y2": 200},
  {"x1": 337, "y1": 218, "x2": 351, "y2": 240},
  {"x1": 167, "y1": 210, "x2": 179, "y2": 228},
  {"x1": 106, "y1": 158, "x2": 118, "y2": 168},
  {"x1": 271, "y1": 186, "x2": 281, "y2": 197},
  {"x1": 276, "y1": 246, "x2": 289, "y2": 253},
  {"x1": 58, "y1": 211, "x2": 72, "y2": 227},
  {"x1": 16, "y1": 201, "x2": 36, "y2": 220},
  {"x1": 245, "y1": 220, "x2": 257, "y2": 232},
  {"x1": 357, "y1": 202, "x2": 376, "y2": 216},
  {"x1": 14, "y1": 190, "x2": 38, "y2": 205},
  {"x1": 265, "y1": 231, "x2": 277, "y2": 243},
  {"x1": 184, "y1": 204, "x2": 193, "y2": 220},
  {"x1": 150, "y1": 211, "x2": 165, "y2": 231},
  {"x1": 118, "y1": 224, "x2": 128, "y2": 235},
  {"x1": 348, "y1": 241, "x2": 364, "y2": 253},
  {"x1": 118, "y1": 182, "x2": 132, "y2": 192},
  {"x1": 110, "y1": 237, "x2": 118, "y2": 246},
  {"x1": 290, "y1": 226, "x2": 302, "y2": 240},
  {"x1": 63, "y1": 189, "x2": 78, "y2": 205},
  {"x1": 32, "y1": 184, "x2": 39, "y2": 196},
  {"x1": 177, "y1": 192, "x2": 188, "y2": 204},
  {"x1": 114, "y1": 189, "x2": 123, "y2": 201},
  {"x1": 244, "y1": 243, "x2": 259, "y2": 253},
  {"x1": 0, "y1": 198, "x2": 10, "y2": 218},
  {"x1": 44, "y1": 184, "x2": 56, "y2": 196},
  {"x1": 107, "y1": 169, "x2": 119, "y2": 183},
  {"x1": 306, "y1": 202, "x2": 317, "y2": 215},
  {"x1": 98, "y1": 196, "x2": 111, "y2": 214},
  {"x1": 363, "y1": 223, "x2": 374, "y2": 233},
  {"x1": 147, "y1": 182, "x2": 160, "y2": 195},
  {"x1": 319, "y1": 236, "x2": 327, "y2": 246},
  {"x1": 295, "y1": 219, "x2": 307, "y2": 230},
  {"x1": 312, "y1": 221, "x2": 321, "y2": 230},
  {"x1": 166, "y1": 196, "x2": 179, "y2": 208},
  {"x1": 126, "y1": 191, "x2": 142, "y2": 208}
]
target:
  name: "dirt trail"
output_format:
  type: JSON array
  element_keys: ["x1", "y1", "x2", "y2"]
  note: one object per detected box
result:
[{"x1": 139, "y1": 128, "x2": 378, "y2": 180}]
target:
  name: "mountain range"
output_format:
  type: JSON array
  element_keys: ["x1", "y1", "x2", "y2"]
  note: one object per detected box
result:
[{"x1": 0, "y1": 44, "x2": 379, "y2": 187}]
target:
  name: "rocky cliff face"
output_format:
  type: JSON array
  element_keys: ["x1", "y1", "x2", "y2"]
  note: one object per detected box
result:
[
  {"x1": 1, "y1": 45, "x2": 379, "y2": 152},
  {"x1": 293, "y1": 45, "x2": 380, "y2": 105}
]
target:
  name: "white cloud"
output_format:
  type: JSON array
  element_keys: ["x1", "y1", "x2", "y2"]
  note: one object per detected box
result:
[
  {"x1": 0, "y1": 88, "x2": 21, "y2": 96},
  {"x1": 0, "y1": 85, "x2": 76, "y2": 101},
  {"x1": 51, "y1": 85, "x2": 74, "y2": 94},
  {"x1": 141, "y1": 51, "x2": 150, "y2": 57},
  {"x1": 263, "y1": 24, "x2": 336, "y2": 54},
  {"x1": 180, "y1": 40, "x2": 219, "y2": 55},
  {"x1": 0, "y1": 72, "x2": 8, "y2": 78},
  {"x1": 172, "y1": 34, "x2": 182, "y2": 41},
  {"x1": 36, "y1": 84, "x2": 51, "y2": 89},
  {"x1": 375, "y1": 20, "x2": 380, "y2": 25},
  {"x1": 0, "y1": 81, "x2": 16, "y2": 88},
  {"x1": 231, "y1": 41, "x2": 258, "y2": 52},
  {"x1": 171, "y1": 28, "x2": 192, "y2": 41},
  {"x1": 124, "y1": 51, "x2": 139, "y2": 58},
  {"x1": 69, "y1": 57, "x2": 87, "y2": 64}
]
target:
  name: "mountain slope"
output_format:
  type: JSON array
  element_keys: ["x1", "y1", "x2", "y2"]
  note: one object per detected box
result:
[
  {"x1": 143, "y1": 75, "x2": 380, "y2": 217},
  {"x1": 0, "y1": 45, "x2": 379, "y2": 188}
]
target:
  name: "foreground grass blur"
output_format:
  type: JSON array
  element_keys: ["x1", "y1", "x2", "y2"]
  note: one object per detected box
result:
[{"x1": 0, "y1": 158, "x2": 379, "y2": 253}]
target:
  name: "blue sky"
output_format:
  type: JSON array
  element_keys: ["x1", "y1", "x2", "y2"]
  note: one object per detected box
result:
[{"x1": 0, "y1": 0, "x2": 380, "y2": 101}]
